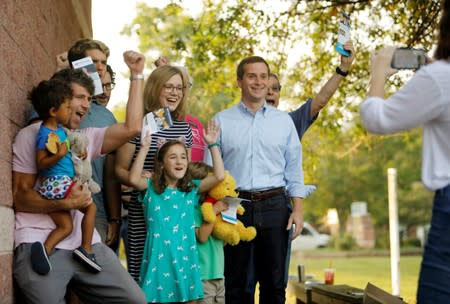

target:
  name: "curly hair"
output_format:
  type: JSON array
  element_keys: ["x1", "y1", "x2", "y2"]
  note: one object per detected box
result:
[
  {"x1": 51, "y1": 68, "x2": 95, "y2": 96},
  {"x1": 152, "y1": 140, "x2": 195, "y2": 194},
  {"x1": 28, "y1": 79, "x2": 72, "y2": 120}
]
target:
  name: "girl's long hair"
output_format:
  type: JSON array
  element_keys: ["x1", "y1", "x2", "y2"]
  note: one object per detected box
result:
[
  {"x1": 152, "y1": 140, "x2": 194, "y2": 194},
  {"x1": 435, "y1": 0, "x2": 450, "y2": 60}
]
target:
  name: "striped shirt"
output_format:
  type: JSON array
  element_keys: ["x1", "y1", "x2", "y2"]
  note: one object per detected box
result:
[{"x1": 127, "y1": 120, "x2": 193, "y2": 281}]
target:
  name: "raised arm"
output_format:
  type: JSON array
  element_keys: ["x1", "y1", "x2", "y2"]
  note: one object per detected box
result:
[
  {"x1": 199, "y1": 121, "x2": 224, "y2": 192},
  {"x1": 128, "y1": 135, "x2": 152, "y2": 191},
  {"x1": 310, "y1": 40, "x2": 355, "y2": 117},
  {"x1": 101, "y1": 51, "x2": 145, "y2": 154}
]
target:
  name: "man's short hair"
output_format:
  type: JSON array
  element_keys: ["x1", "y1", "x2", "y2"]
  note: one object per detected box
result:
[
  {"x1": 236, "y1": 56, "x2": 270, "y2": 80},
  {"x1": 51, "y1": 68, "x2": 95, "y2": 96},
  {"x1": 28, "y1": 79, "x2": 72, "y2": 120},
  {"x1": 67, "y1": 38, "x2": 110, "y2": 65}
]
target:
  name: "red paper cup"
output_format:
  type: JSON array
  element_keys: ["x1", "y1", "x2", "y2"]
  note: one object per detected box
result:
[{"x1": 324, "y1": 268, "x2": 335, "y2": 285}]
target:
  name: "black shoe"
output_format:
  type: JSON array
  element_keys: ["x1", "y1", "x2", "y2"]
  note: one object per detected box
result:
[
  {"x1": 30, "y1": 242, "x2": 51, "y2": 275},
  {"x1": 73, "y1": 247, "x2": 102, "y2": 273}
]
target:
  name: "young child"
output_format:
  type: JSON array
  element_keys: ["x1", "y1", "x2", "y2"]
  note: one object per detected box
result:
[
  {"x1": 128, "y1": 121, "x2": 224, "y2": 304},
  {"x1": 29, "y1": 79, "x2": 101, "y2": 275},
  {"x1": 190, "y1": 162, "x2": 228, "y2": 304}
]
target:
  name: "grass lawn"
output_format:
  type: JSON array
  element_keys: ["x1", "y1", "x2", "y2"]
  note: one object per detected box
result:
[{"x1": 286, "y1": 254, "x2": 421, "y2": 304}]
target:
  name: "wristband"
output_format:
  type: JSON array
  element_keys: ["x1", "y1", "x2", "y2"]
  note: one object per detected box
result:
[
  {"x1": 208, "y1": 142, "x2": 220, "y2": 149},
  {"x1": 108, "y1": 218, "x2": 122, "y2": 225},
  {"x1": 130, "y1": 74, "x2": 144, "y2": 81},
  {"x1": 335, "y1": 66, "x2": 349, "y2": 77}
]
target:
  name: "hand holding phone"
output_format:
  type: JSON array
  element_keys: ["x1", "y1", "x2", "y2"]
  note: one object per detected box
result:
[
  {"x1": 336, "y1": 12, "x2": 351, "y2": 57},
  {"x1": 391, "y1": 48, "x2": 427, "y2": 70}
]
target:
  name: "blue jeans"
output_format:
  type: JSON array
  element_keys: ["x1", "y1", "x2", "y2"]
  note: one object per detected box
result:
[{"x1": 417, "y1": 184, "x2": 450, "y2": 303}]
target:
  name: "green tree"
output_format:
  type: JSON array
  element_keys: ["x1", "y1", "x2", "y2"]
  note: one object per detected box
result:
[{"x1": 123, "y1": 0, "x2": 441, "y2": 229}]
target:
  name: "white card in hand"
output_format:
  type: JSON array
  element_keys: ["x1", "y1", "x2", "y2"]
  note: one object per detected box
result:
[
  {"x1": 71, "y1": 56, "x2": 103, "y2": 96},
  {"x1": 220, "y1": 196, "x2": 248, "y2": 224}
]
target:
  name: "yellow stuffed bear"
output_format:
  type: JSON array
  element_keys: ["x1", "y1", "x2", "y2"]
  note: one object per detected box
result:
[{"x1": 201, "y1": 171, "x2": 257, "y2": 245}]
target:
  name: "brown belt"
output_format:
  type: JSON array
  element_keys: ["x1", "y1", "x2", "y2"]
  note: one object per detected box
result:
[{"x1": 239, "y1": 187, "x2": 285, "y2": 201}]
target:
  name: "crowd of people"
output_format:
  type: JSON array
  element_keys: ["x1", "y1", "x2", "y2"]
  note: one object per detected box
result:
[{"x1": 11, "y1": 1, "x2": 450, "y2": 303}]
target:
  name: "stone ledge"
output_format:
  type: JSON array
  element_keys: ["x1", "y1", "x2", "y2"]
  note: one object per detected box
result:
[{"x1": 0, "y1": 206, "x2": 14, "y2": 252}]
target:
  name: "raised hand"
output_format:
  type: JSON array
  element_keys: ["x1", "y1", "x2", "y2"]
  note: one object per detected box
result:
[
  {"x1": 340, "y1": 40, "x2": 356, "y2": 72},
  {"x1": 154, "y1": 56, "x2": 170, "y2": 67},
  {"x1": 56, "y1": 51, "x2": 69, "y2": 71},
  {"x1": 140, "y1": 132, "x2": 152, "y2": 148},
  {"x1": 203, "y1": 120, "x2": 220, "y2": 145},
  {"x1": 123, "y1": 50, "x2": 145, "y2": 76}
]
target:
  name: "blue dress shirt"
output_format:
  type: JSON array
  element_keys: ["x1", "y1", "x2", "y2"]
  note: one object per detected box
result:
[{"x1": 214, "y1": 101, "x2": 310, "y2": 198}]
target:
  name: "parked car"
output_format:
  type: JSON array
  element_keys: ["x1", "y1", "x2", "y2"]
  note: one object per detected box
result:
[{"x1": 290, "y1": 222, "x2": 331, "y2": 251}]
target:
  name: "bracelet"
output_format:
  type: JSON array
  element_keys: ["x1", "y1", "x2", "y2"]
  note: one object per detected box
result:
[
  {"x1": 130, "y1": 74, "x2": 144, "y2": 81},
  {"x1": 208, "y1": 142, "x2": 220, "y2": 149},
  {"x1": 335, "y1": 66, "x2": 349, "y2": 77},
  {"x1": 108, "y1": 218, "x2": 122, "y2": 225}
]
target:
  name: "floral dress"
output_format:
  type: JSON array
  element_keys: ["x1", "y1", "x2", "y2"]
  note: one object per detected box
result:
[{"x1": 138, "y1": 179, "x2": 203, "y2": 303}]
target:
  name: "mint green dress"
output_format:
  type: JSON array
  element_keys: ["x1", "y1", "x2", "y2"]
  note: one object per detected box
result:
[{"x1": 138, "y1": 179, "x2": 204, "y2": 303}]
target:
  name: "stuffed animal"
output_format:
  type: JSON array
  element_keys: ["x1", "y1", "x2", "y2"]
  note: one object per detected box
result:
[
  {"x1": 201, "y1": 171, "x2": 256, "y2": 245},
  {"x1": 67, "y1": 130, "x2": 101, "y2": 194}
]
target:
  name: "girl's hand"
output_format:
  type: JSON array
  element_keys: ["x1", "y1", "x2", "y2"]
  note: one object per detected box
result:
[
  {"x1": 141, "y1": 133, "x2": 152, "y2": 148},
  {"x1": 203, "y1": 120, "x2": 220, "y2": 145},
  {"x1": 141, "y1": 170, "x2": 152, "y2": 179}
]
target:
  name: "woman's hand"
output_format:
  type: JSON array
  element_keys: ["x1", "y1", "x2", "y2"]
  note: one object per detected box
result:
[
  {"x1": 203, "y1": 120, "x2": 220, "y2": 145},
  {"x1": 371, "y1": 46, "x2": 398, "y2": 79}
]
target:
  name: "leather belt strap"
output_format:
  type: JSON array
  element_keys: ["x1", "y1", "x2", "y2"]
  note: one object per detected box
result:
[{"x1": 238, "y1": 187, "x2": 285, "y2": 201}]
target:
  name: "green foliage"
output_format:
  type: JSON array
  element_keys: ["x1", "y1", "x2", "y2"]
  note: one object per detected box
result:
[
  {"x1": 331, "y1": 233, "x2": 357, "y2": 251},
  {"x1": 402, "y1": 238, "x2": 422, "y2": 248},
  {"x1": 123, "y1": 0, "x2": 441, "y2": 231}
]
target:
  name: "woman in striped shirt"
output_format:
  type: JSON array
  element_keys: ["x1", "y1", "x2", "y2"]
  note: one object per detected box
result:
[{"x1": 115, "y1": 65, "x2": 193, "y2": 281}]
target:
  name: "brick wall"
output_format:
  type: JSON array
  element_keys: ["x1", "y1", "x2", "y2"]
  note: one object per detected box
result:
[{"x1": 0, "y1": 1, "x2": 91, "y2": 302}]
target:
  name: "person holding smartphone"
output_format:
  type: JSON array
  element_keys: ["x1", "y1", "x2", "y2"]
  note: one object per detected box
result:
[{"x1": 360, "y1": 0, "x2": 450, "y2": 302}]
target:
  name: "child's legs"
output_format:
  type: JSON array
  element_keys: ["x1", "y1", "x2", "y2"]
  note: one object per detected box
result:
[
  {"x1": 200, "y1": 279, "x2": 225, "y2": 304},
  {"x1": 79, "y1": 203, "x2": 97, "y2": 252},
  {"x1": 46, "y1": 211, "x2": 73, "y2": 254}
]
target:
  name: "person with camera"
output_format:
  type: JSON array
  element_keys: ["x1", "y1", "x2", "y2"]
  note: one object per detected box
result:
[{"x1": 360, "y1": 1, "x2": 450, "y2": 302}]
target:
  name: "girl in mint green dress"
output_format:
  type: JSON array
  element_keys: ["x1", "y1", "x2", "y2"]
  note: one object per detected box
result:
[{"x1": 128, "y1": 121, "x2": 224, "y2": 303}]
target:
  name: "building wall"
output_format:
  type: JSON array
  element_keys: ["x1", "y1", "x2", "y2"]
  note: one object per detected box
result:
[{"x1": 0, "y1": 1, "x2": 91, "y2": 302}]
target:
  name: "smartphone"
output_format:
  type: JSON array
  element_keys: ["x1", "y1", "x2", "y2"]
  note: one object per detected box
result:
[
  {"x1": 391, "y1": 48, "x2": 427, "y2": 70},
  {"x1": 336, "y1": 12, "x2": 351, "y2": 57}
]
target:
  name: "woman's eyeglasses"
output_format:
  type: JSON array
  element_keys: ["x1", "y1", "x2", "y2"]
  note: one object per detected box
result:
[{"x1": 163, "y1": 84, "x2": 185, "y2": 94}]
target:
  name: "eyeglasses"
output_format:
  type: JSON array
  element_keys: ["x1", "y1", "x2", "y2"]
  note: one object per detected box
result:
[
  {"x1": 163, "y1": 84, "x2": 185, "y2": 94},
  {"x1": 102, "y1": 82, "x2": 115, "y2": 91},
  {"x1": 270, "y1": 85, "x2": 281, "y2": 92}
]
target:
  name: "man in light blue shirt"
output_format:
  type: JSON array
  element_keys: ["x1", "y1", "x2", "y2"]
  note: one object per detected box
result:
[{"x1": 214, "y1": 56, "x2": 311, "y2": 304}]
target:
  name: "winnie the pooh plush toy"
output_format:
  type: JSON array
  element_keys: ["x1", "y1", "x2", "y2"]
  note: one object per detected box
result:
[
  {"x1": 66, "y1": 130, "x2": 101, "y2": 194},
  {"x1": 201, "y1": 171, "x2": 256, "y2": 245}
]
